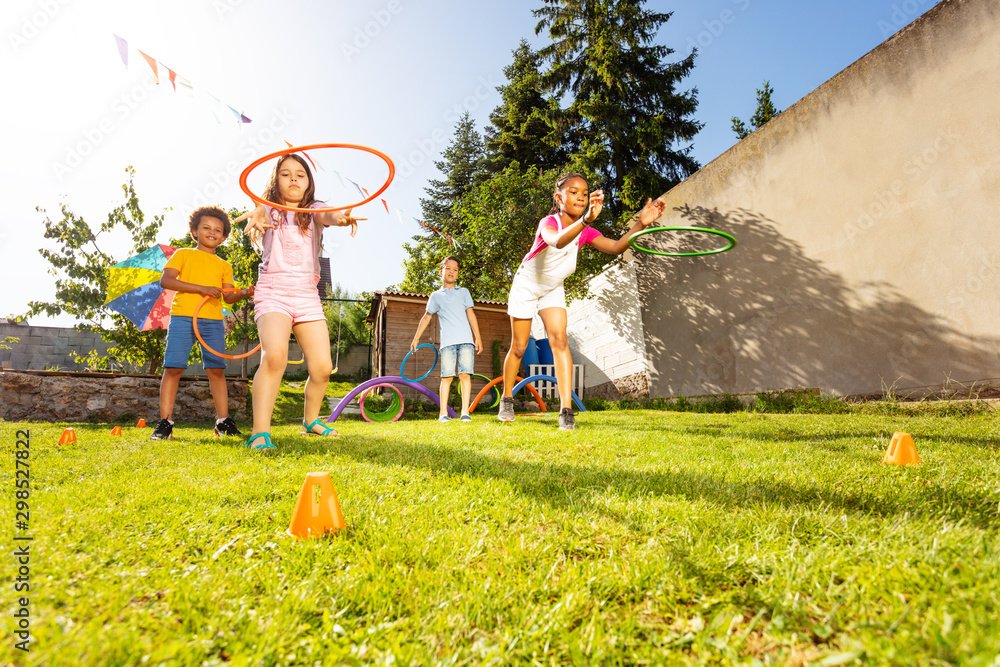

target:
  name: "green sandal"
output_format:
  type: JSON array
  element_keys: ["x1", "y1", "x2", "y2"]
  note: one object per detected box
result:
[
  {"x1": 302, "y1": 418, "x2": 338, "y2": 436},
  {"x1": 244, "y1": 432, "x2": 277, "y2": 453}
]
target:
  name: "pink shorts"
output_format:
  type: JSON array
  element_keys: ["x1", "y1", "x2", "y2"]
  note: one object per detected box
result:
[{"x1": 253, "y1": 273, "x2": 325, "y2": 324}]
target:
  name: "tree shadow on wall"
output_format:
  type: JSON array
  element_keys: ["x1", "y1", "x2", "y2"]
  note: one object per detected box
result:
[{"x1": 606, "y1": 204, "x2": 1000, "y2": 396}]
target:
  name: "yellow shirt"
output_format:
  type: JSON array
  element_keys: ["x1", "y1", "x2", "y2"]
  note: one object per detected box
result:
[{"x1": 164, "y1": 248, "x2": 234, "y2": 319}]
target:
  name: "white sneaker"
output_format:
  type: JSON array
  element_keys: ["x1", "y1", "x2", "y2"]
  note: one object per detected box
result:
[{"x1": 498, "y1": 397, "x2": 515, "y2": 422}]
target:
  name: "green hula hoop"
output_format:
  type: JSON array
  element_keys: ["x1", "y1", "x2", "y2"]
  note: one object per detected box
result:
[
  {"x1": 472, "y1": 373, "x2": 501, "y2": 410},
  {"x1": 628, "y1": 226, "x2": 737, "y2": 257},
  {"x1": 359, "y1": 383, "x2": 404, "y2": 423}
]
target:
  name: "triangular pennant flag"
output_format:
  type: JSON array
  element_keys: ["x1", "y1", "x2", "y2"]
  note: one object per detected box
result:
[
  {"x1": 113, "y1": 34, "x2": 128, "y2": 68},
  {"x1": 361, "y1": 187, "x2": 370, "y2": 197},
  {"x1": 394, "y1": 207, "x2": 404, "y2": 223},
  {"x1": 167, "y1": 67, "x2": 178, "y2": 91},
  {"x1": 174, "y1": 74, "x2": 194, "y2": 97},
  {"x1": 227, "y1": 105, "x2": 244, "y2": 125},
  {"x1": 331, "y1": 170, "x2": 345, "y2": 188},
  {"x1": 138, "y1": 50, "x2": 159, "y2": 84},
  {"x1": 204, "y1": 93, "x2": 226, "y2": 123},
  {"x1": 241, "y1": 113, "x2": 252, "y2": 124},
  {"x1": 349, "y1": 180, "x2": 363, "y2": 196},
  {"x1": 381, "y1": 199, "x2": 389, "y2": 214}
]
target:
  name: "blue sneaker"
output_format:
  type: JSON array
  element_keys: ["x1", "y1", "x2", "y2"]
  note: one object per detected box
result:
[
  {"x1": 460, "y1": 414, "x2": 472, "y2": 422},
  {"x1": 438, "y1": 415, "x2": 451, "y2": 422}
]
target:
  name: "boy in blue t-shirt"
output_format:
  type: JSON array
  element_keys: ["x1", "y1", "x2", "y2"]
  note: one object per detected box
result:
[{"x1": 410, "y1": 256, "x2": 483, "y2": 421}]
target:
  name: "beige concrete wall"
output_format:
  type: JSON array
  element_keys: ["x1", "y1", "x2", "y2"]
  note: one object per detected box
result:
[{"x1": 634, "y1": 0, "x2": 1000, "y2": 397}]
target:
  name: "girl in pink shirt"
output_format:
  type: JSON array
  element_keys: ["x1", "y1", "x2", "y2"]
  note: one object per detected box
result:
[
  {"x1": 499, "y1": 172, "x2": 665, "y2": 431},
  {"x1": 237, "y1": 154, "x2": 364, "y2": 452}
]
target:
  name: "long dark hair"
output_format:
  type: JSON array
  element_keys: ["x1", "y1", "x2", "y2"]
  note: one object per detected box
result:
[
  {"x1": 548, "y1": 172, "x2": 588, "y2": 215},
  {"x1": 262, "y1": 154, "x2": 317, "y2": 234}
]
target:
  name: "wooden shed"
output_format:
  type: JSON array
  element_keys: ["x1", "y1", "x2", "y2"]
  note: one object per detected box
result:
[{"x1": 366, "y1": 291, "x2": 511, "y2": 401}]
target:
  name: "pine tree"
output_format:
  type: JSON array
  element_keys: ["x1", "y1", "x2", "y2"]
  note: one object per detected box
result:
[
  {"x1": 397, "y1": 112, "x2": 485, "y2": 294},
  {"x1": 731, "y1": 80, "x2": 781, "y2": 140},
  {"x1": 534, "y1": 0, "x2": 702, "y2": 221},
  {"x1": 484, "y1": 39, "x2": 571, "y2": 174}
]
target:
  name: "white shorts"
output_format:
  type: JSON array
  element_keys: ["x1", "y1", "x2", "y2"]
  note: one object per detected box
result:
[{"x1": 507, "y1": 275, "x2": 565, "y2": 320}]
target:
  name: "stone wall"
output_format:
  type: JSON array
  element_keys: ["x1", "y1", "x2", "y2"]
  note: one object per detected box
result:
[
  {"x1": 585, "y1": 371, "x2": 651, "y2": 401},
  {"x1": 560, "y1": 260, "x2": 650, "y2": 398},
  {"x1": 0, "y1": 371, "x2": 249, "y2": 423},
  {"x1": 0, "y1": 322, "x2": 370, "y2": 379}
]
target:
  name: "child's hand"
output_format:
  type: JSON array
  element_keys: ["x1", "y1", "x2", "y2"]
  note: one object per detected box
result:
[
  {"x1": 584, "y1": 189, "x2": 604, "y2": 223},
  {"x1": 239, "y1": 286, "x2": 255, "y2": 300},
  {"x1": 410, "y1": 339, "x2": 419, "y2": 352},
  {"x1": 638, "y1": 197, "x2": 666, "y2": 228},
  {"x1": 342, "y1": 208, "x2": 366, "y2": 237},
  {"x1": 235, "y1": 205, "x2": 276, "y2": 236},
  {"x1": 475, "y1": 338, "x2": 483, "y2": 354},
  {"x1": 201, "y1": 286, "x2": 223, "y2": 299}
]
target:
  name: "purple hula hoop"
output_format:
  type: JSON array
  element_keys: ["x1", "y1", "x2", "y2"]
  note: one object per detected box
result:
[{"x1": 326, "y1": 376, "x2": 458, "y2": 423}]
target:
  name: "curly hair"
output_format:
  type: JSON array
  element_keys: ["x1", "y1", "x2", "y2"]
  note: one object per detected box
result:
[{"x1": 188, "y1": 206, "x2": 232, "y2": 237}]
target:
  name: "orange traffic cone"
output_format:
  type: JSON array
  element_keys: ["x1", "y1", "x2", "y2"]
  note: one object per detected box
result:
[
  {"x1": 883, "y1": 432, "x2": 920, "y2": 466},
  {"x1": 110, "y1": 426, "x2": 123, "y2": 436},
  {"x1": 58, "y1": 428, "x2": 76, "y2": 445},
  {"x1": 287, "y1": 472, "x2": 346, "y2": 539},
  {"x1": 136, "y1": 419, "x2": 146, "y2": 428}
]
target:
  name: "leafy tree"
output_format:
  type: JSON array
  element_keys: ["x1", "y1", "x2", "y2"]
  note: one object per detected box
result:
[
  {"x1": 484, "y1": 39, "x2": 571, "y2": 174},
  {"x1": 447, "y1": 160, "x2": 610, "y2": 303},
  {"x1": 534, "y1": 0, "x2": 702, "y2": 221},
  {"x1": 25, "y1": 171, "x2": 259, "y2": 374},
  {"x1": 25, "y1": 167, "x2": 169, "y2": 373},
  {"x1": 731, "y1": 80, "x2": 781, "y2": 140},
  {"x1": 398, "y1": 113, "x2": 486, "y2": 294}
]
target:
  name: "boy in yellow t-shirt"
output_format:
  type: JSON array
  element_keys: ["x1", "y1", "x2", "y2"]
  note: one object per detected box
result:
[{"x1": 152, "y1": 206, "x2": 254, "y2": 440}]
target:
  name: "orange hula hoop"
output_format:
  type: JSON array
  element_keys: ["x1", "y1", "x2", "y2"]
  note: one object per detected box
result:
[
  {"x1": 469, "y1": 376, "x2": 548, "y2": 414},
  {"x1": 192, "y1": 288, "x2": 261, "y2": 361},
  {"x1": 239, "y1": 143, "x2": 395, "y2": 214}
]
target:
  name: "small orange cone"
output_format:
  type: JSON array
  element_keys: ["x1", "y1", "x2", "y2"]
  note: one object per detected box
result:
[
  {"x1": 287, "y1": 472, "x2": 346, "y2": 539},
  {"x1": 136, "y1": 419, "x2": 146, "y2": 428},
  {"x1": 110, "y1": 426, "x2": 123, "y2": 436},
  {"x1": 58, "y1": 428, "x2": 77, "y2": 445},
  {"x1": 883, "y1": 432, "x2": 920, "y2": 466}
]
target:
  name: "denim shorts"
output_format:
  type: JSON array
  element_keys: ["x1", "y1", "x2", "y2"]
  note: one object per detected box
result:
[
  {"x1": 163, "y1": 316, "x2": 227, "y2": 369},
  {"x1": 439, "y1": 343, "x2": 474, "y2": 377}
]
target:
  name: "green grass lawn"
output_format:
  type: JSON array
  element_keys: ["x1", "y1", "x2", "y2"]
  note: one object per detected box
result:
[{"x1": 1, "y1": 407, "x2": 999, "y2": 665}]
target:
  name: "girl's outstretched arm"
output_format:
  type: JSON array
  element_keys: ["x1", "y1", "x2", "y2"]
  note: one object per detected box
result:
[
  {"x1": 316, "y1": 208, "x2": 366, "y2": 237},
  {"x1": 589, "y1": 197, "x2": 666, "y2": 255}
]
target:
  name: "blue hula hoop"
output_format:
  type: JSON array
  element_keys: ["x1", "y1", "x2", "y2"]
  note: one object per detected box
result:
[
  {"x1": 401, "y1": 343, "x2": 438, "y2": 383},
  {"x1": 512, "y1": 374, "x2": 587, "y2": 412}
]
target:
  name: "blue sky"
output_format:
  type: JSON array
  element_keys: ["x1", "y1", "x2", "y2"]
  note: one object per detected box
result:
[{"x1": 0, "y1": 0, "x2": 940, "y2": 327}]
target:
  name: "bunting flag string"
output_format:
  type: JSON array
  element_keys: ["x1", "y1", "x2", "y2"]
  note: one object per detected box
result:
[
  {"x1": 257, "y1": 139, "x2": 459, "y2": 248},
  {"x1": 112, "y1": 34, "x2": 251, "y2": 125}
]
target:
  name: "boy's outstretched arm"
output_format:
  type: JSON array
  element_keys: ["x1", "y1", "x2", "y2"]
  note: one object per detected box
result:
[
  {"x1": 411, "y1": 311, "x2": 434, "y2": 350},
  {"x1": 222, "y1": 283, "x2": 255, "y2": 304},
  {"x1": 466, "y1": 308, "x2": 483, "y2": 354},
  {"x1": 160, "y1": 268, "x2": 222, "y2": 298}
]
